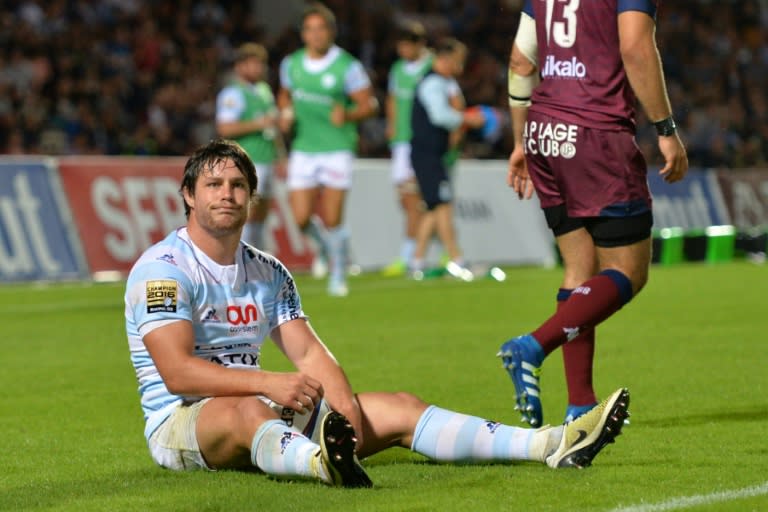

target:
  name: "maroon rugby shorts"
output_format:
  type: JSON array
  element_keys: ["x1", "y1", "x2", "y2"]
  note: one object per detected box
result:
[{"x1": 523, "y1": 111, "x2": 651, "y2": 218}]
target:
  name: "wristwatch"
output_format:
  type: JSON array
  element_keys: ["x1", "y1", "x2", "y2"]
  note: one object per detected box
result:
[{"x1": 654, "y1": 116, "x2": 677, "y2": 136}]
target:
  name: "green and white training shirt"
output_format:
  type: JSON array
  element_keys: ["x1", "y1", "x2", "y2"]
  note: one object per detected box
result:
[
  {"x1": 280, "y1": 45, "x2": 371, "y2": 153},
  {"x1": 216, "y1": 80, "x2": 278, "y2": 164},
  {"x1": 388, "y1": 52, "x2": 433, "y2": 144}
]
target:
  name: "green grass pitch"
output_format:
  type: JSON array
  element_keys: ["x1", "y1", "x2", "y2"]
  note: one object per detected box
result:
[{"x1": 1, "y1": 262, "x2": 766, "y2": 511}]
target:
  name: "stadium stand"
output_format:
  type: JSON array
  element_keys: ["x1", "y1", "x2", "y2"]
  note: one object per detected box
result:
[{"x1": 1, "y1": 0, "x2": 767, "y2": 168}]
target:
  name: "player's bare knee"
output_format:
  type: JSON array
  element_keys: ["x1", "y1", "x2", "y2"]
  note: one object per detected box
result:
[
  {"x1": 235, "y1": 396, "x2": 276, "y2": 423},
  {"x1": 392, "y1": 391, "x2": 429, "y2": 415},
  {"x1": 202, "y1": 396, "x2": 277, "y2": 450},
  {"x1": 397, "y1": 180, "x2": 420, "y2": 196}
]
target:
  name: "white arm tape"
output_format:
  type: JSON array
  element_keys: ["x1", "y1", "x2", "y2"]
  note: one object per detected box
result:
[
  {"x1": 514, "y1": 12, "x2": 537, "y2": 66},
  {"x1": 508, "y1": 68, "x2": 540, "y2": 107},
  {"x1": 508, "y1": 13, "x2": 539, "y2": 107}
]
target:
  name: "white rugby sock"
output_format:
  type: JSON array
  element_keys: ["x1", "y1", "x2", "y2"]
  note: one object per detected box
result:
[
  {"x1": 410, "y1": 406, "x2": 563, "y2": 463},
  {"x1": 304, "y1": 216, "x2": 329, "y2": 260},
  {"x1": 400, "y1": 238, "x2": 416, "y2": 265},
  {"x1": 251, "y1": 420, "x2": 329, "y2": 482},
  {"x1": 326, "y1": 225, "x2": 349, "y2": 280}
]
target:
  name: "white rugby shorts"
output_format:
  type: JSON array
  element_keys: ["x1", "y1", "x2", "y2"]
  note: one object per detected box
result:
[
  {"x1": 390, "y1": 142, "x2": 416, "y2": 185},
  {"x1": 287, "y1": 151, "x2": 354, "y2": 190},
  {"x1": 147, "y1": 397, "x2": 331, "y2": 471},
  {"x1": 253, "y1": 163, "x2": 273, "y2": 197},
  {"x1": 148, "y1": 398, "x2": 212, "y2": 471}
]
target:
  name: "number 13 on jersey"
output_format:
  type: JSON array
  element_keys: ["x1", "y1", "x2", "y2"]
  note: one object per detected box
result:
[{"x1": 544, "y1": 0, "x2": 580, "y2": 48}]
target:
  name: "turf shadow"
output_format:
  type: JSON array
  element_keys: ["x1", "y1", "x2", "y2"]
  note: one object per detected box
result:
[{"x1": 639, "y1": 405, "x2": 768, "y2": 428}]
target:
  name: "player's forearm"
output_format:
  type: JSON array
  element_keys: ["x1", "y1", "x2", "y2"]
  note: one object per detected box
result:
[
  {"x1": 277, "y1": 88, "x2": 292, "y2": 110},
  {"x1": 448, "y1": 127, "x2": 464, "y2": 149},
  {"x1": 273, "y1": 130, "x2": 288, "y2": 160},
  {"x1": 295, "y1": 342, "x2": 358, "y2": 416},
  {"x1": 385, "y1": 95, "x2": 396, "y2": 136},
  {"x1": 345, "y1": 94, "x2": 379, "y2": 122},
  {"x1": 623, "y1": 49, "x2": 672, "y2": 122},
  {"x1": 385, "y1": 95, "x2": 395, "y2": 124},
  {"x1": 510, "y1": 106, "x2": 528, "y2": 148},
  {"x1": 305, "y1": 355, "x2": 363, "y2": 445},
  {"x1": 161, "y1": 357, "x2": 273, "y2": 397},
  {"x1": 277, "y1": 89, "x2": 295, "y2": 132}
]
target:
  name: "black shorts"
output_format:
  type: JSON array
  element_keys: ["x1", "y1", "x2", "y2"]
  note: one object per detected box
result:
[
  {"x1": 544, "y1": 204, "x2": 653, "y2": 248},
  {"x1": 410, "y1": 152, "x2": 452, "y2": 210}
]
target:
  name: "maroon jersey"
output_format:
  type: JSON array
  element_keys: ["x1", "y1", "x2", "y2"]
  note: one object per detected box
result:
[{"x1": 524, "y1": 0, "x2": 658, "y2": 131}]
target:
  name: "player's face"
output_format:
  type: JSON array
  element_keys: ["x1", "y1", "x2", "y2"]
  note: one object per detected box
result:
[
  {"x1": 449, "y1": 49, "x2": 467, "y2": 76},
  {"x1": 185, "y1": 158, "x2": 251, "y2": 236},
  {"x1": 238, "y1": 57, "x2": 265, "y2": 83},
  {"x1": 302, "y1": 14, "x2": 334, "y2": 54},
  {"x1": 396, "y1": 40, "x2": 422, "y2": 61}
]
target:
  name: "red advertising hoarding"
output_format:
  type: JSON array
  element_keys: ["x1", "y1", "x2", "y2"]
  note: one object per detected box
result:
[{"x1": 58, "y1": 157, "x2": 313, "y2": 275}]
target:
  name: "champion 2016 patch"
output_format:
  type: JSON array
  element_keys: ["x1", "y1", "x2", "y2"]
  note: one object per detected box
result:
[{"x1": 146, "y1": 280, "x2": 177, "y2": 313}]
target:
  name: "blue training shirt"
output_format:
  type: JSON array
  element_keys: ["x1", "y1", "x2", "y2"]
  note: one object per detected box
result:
[{"x1": 410, "y1": 71, "x2": 464, "y2": 156}]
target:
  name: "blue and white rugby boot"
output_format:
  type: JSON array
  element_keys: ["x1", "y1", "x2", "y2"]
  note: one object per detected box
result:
[
  {"x1": 564, "y1": 403, "x2": 598, "y2": 423},
  {"x1": 566, "y1": 402, "x2": 631, "y2": 425},
  {"x1": 498, "y1": 334, "x2": 545, "y2": 427}
]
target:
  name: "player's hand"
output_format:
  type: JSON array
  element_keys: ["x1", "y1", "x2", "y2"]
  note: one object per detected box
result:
[
  {"x1": 330, "y1": 104, "x2": 346, "y2": 127},
  {"x1": 462, "y1": 107, "x2": 486, "y2": 130},
  {"x1": 658, "y1": 133, "x2": 688, "y2": 184},
  {"x1": 508, "y1": 146, "x2": 534, "y2": 199},
  {"x1": 261, "y1": 114, "x2": 277, "y2": 129},
  {"x1": 263, "y1": 371, "x2": 324, "y2": 413}
]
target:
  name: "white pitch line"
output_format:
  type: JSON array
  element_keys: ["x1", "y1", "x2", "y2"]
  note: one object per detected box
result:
[{"x1": 608, "y1": 481, "x2": 768, "y2": 512}]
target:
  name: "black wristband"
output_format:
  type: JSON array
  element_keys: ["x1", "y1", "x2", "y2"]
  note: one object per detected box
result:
[{"x1": 654, "y1": 116, "x2": 677, "y2": 136}]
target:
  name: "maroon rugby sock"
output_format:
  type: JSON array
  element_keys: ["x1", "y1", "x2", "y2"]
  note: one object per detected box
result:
[
  {"x1": 532, "y1": 270, "x2": 633, "y2": 355},
  {"x1": 556, "y1": 289, "x2": 597, "y2": 407}
]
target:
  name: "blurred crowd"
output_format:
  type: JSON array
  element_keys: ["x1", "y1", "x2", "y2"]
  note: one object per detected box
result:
[{"x1": 2, "y1": 0, "x2": 768, "y2": 169}]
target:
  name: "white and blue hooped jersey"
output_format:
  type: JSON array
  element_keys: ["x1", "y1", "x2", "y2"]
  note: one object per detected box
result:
[{"x1": 124, "y1": 227, "x2": 306, "y2": 439}]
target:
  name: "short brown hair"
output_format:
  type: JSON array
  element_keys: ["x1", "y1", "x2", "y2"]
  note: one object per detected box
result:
[
  {"x1": 434, "y1": 37, "x2": 466, "y2": 56},
  {"x1": 235, "y1": 42, "x2": 267, "y2": 63},
  {"x1": 301, "y1": 2, "x2": 337, "y2": 33},
  {"x1": 396, "y1": 21, "x2": 427, "y2": 43}
]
